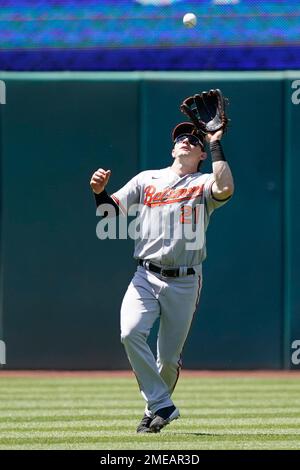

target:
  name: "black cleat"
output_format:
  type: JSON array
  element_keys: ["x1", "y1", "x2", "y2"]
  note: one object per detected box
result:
[
  {"x1": 136, "y1": 413, "x2": 153, "y2": 433},
  {"x1": 149, "y1": 405, "x2": 180, "y2": 433}
]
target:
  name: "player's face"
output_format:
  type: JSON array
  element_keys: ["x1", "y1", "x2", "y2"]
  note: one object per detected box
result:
[{"x1": 172, "y1": 134, "x2": 205, "y2": 161}]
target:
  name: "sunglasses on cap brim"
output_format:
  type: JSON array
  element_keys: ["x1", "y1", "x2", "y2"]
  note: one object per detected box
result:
[{"x1": 174, "y1": 134, "x2": 204, "y2": 149}]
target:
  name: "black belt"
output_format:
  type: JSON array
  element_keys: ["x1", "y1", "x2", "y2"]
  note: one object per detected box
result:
[{"x1": 138, "y1": 260, "x2": 195, "y2": 278}]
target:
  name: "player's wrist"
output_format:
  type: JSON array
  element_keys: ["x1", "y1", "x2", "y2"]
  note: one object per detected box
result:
[
  {"x1": 92, "y1": 187, "x2": 105, "y2": 195},
  {"x1": 209, "y1": 136, "x2": 220, "y2": 143},
  {"x1": 210, "y1": 140, "x2": 226, "y2": 162}
]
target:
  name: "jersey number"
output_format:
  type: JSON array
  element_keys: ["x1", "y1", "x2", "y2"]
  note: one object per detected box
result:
[{"x1": 180, "y1": 205, "x2": 199, "y2": 224}]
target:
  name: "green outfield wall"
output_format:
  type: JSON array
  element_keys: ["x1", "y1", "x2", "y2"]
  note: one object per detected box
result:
[{"x1": 0, "y1": 71, "x2": 299, "y2": 370}]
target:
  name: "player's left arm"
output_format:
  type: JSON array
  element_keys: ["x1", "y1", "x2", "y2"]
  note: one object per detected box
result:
[{"x1": 206, "y1": 130, "x2": 234, "y2": 201}]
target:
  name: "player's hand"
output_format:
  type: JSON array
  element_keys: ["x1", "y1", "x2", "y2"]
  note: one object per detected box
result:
[
  {"x1": 90, "y1": 168, "x2": 111, "y2": 194},
  {"x1": 205, "y1": 129, "x2": 223, "y2": 143}
]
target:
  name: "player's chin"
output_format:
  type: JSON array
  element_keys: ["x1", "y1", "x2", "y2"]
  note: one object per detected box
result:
[{"x1": 178, "y1": 150, "x2": 190, "y2": 158}]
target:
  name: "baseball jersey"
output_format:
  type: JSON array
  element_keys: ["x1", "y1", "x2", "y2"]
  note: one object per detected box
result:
[{"x1": 111, "y1": 167, "x2": 231, "y2": 268}]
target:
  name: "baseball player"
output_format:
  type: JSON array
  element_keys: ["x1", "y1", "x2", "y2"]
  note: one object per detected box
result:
[{"x1": 90, "y1": 121, "x2": 234, "y2": 433}]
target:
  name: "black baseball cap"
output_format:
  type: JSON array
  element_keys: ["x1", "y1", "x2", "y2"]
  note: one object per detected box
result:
[{"x1": 172, "y1": 122, "x2": 204, "y2": 149}]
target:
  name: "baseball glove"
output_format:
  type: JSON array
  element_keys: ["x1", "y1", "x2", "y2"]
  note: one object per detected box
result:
[{"x1": 180, "y1": 88, "x2": 229, "y2": 136}]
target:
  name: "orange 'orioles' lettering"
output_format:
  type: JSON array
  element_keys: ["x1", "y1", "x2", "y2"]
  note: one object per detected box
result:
[
  {"x1": 144, "y1": 185, "x2": 156, "y2": 205},
  {"x1": 144, "y1": 185, "x2": 204, "y2": 206}
]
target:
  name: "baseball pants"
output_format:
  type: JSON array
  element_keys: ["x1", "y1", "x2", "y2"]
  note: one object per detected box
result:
[{"x1": 120, "y1": 265, "x2": 202, "y2": 415}]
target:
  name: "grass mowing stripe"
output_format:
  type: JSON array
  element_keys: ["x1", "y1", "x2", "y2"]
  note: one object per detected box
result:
[
  {"x1": 1, "y1": 409, "x2": 300, "y2": 419},
  {"x1": 1, "y1": 432, "x2": 300, "y2": 446},
  {"x1": 1, "y1": 433, "x2": 300, "y2": 445},
  {"x1": 1, "y1": 379, "x2": 300, "y2": 388},
  {"x1": 1, "y1": 423, "x2": 300, "y2": 432},
  {"x1": 1, "y1": 415, "x2": 299, "y2": 426},
  {"x1": 1, "y1": 441, "x2": 299, "y2": 450},
  {"x1": 0, "y1": 409, "x2": 299, "y2": 418},
  {"x1": 0, "y1": 414, "x2": 300, "y2": 429},
  {"x1": 1, "y1": 401, "x2": 300, "y2": 407},
  {"x1": 0, "y1": 384, "x2": 300, "y2": 397},
  {"x1": 0, "y1": 416, "x2": 299, "y2": 427},
  {"x1": 1, "y1": 430, "x2": 300, "y2": 440},
  {"x1": 0, "y1": 390, "x2": 289, "y2": 394},
  {"x1": 1, "y1": 384, "x2": 300, "y2": 390},
  {"x1": 0, "y1": 397, "x2": 299, "y2": 405}
]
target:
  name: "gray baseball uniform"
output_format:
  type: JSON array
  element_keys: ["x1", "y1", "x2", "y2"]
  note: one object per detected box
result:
[{"x1": 109, "y1": 167, "x2": 231, "y2": 415}]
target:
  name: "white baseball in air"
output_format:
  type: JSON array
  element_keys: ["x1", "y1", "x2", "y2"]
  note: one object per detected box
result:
[{"x1": 183, "y1": 13, "x2": 197, "y2": 28}]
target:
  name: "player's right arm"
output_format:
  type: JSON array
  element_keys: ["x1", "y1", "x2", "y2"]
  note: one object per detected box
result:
[
  {"x1": 90, "y1": 168, "x2": 111, "y2": 194},
  {"x1": 90, "y1": 168, "x2": 120, "y2": 215},
  {"x1": 90, "y1": 168, "x2": 141, "y2": 215}
]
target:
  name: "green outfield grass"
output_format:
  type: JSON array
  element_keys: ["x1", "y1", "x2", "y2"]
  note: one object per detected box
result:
[{"x1": 0, "y1": 375, "x2": 300, "y2": 450}]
